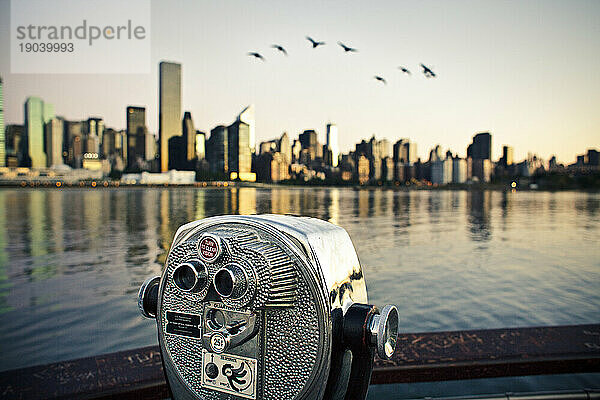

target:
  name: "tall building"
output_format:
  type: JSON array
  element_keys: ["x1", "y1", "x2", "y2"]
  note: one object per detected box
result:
[
  {"x1": 467, "y1": 132, "x2": 492, "y2": 160},
  {"x1": 0, "y1": 77, "x2": 4, "y2": 167},
  {"x1": 45, "y1": 117, "x2": 64, "y2": 167},
  {"x1": 159, "y1": 61, "x2": 182, "y2": 172},
  {"x1": 182, "y1": 112, "x2": 196, "y2": 162},
  {"x1": 207, "y1": 125, "x2": 228, "y2": 174},
  {"x1": 467, "y1": 132, "x2": 492, "y2": 182},
  {"x1": 431, "y1": 157, "x2": 453, "y2": 184},
  {"x1": 227, "y1": 120, "x2": 252, "y2": 174},
  {"x1": 23, "y1": 96, "x2": 54, "y2": 168},
  {"x1": 237, "y1": 105, "x2": 255, "y2": 154},
  {"x1": 64, "y1": 120, "x2": 84, "y2": 167},
  {"x1": 291, "y1": 139, "x2": 301, "y2": 163},
  {"x1": 452, "y1": 158, "x2": 467, "y2": 183},
  {"x1": 127, "y1": 106, "x2": 147, "y2": 169},
  {"x1": 83, "y1": 117, "x2": 103, "y2": 155},
  {"x1": 393, "y1": 139, "x2": 417, "y2": 164},
  {"x1": 196, "y1": 130, "x2": 206, "y2": 160},
  {"x1": 326, "y1": 124, "x2": 339, "y2": 167},
  {"x1": 5, "y1": 124, "x2": 23, "y2": 167},
  {"x1": 299, "y1": 130, "x2": 318, "y2": 163},
  {"x1": 278, "y1": 132, "x2": 291, "y2": 164},
  {"x1": 500, "y1": 145, "x2": 513, "y2": 167}
]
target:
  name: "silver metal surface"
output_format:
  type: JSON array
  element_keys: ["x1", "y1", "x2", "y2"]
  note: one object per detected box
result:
[
  {"x1": 213, "y1": 263, "x2": 249, "y2": 299},
  {"x1": 369, "y1": 305, "x2": 399, "y2": 359},
  {"x1": 173, "y1": 259, "x2": 209, "y2": 295},
  {"x1": 147, "y1": 214, "x2": 374, "y2": 400},
  {"x1": 138, "y1": 275, "x2": 161, "y2": 318}
]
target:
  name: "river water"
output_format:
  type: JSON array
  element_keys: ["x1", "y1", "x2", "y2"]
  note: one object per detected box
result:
[{"x1": 0, "y1": 187, "x2": 598, "y2": 397}]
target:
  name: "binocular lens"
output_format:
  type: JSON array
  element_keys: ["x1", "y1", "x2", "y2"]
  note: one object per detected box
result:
[
  {"x1": 174, "y1": 264, "x2": 198, "y2": 291},
  {"x1": 214, "y1": 269, "x2": 234, "y2": 297},
  {"x1": 214, "y1": 264, "x2": 248, "y2": 299}
]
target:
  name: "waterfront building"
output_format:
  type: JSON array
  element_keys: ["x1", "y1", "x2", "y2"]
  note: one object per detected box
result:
[
  {"x1": 85, "y1": 117, "x2": 103, "y2": 155},
  {"x1": 500, "y1": 145, "x2": 513, "y2": 167},
  {"x1": 64, "y1": 120, "x2": 84, "y2": 167},
  {"x1": 326, "y1": 124, "x2": 339, "y2": 167},
  {"x1": 299, "y1": 130, "x2": 318, "y2": 163},
  {"x1": 585, "y1": 149, "x2": 599, "y2": 166},
  {"x1": 206, "y1": 125, "x2": 228, "y2": 174},
  {"x1": 467, "y1": 132, "x2": 493, "y2": 181},
  {"x1": 5, "y1": 124, "x2": 23, "y2": 167},
  {"x1": 256, "y1": 151, "x2": 290, "y2": 182},
  {"x1": 168, "y1": 135, "x2": 186, "y2": 170},
  {"x1": 339, "y1": 154, "x2": 355, "y2": 181},
  {"x1": 278, "y1": 132, "x2": 291, "y2": 164},
  {"x1": 394, "y1": 162, "x2": 406, "y2": 182},
  {"x1": 467, "y1": 132, "x2": 492, "y2": 161},
  {"x1": 127, "y1": 106, "x2": 147, "y2": 169},
  {"x1": 196, "y1": 131, "x2": 206, "y2": 160},
  {"x1": 237, "y1": 105, "x2": 255, "y2": 154},
  {"x1": 227, "y1": 120, "x2": 252, "y2": 177},
  {"x1": 471, "y1": 159, "x2": 492, "y2": 182},
  {"x1": 431, "y1": 157, "x2": 453, "y2": 184},
  {"x1": 356, "y1": 155, "x2": 370, "y2": 184},
  {"x1": 260, "y1": 140, "x2": 278, "y2": 154},
  {"x1": 291, "y1": 139, "x2": 301, "y2": 163},
  {"x1": 393, "y1": 139, "x2": 417, "y2": 164},
  {"x1": 382, "y1": 157, "x2": 394, "y2": 182},
  {"x1": 159, "y1": 61, "x2": 182, "y2": 172},
  {"x1": 45, "y1": 117, "x2": 64, "y2": 167},
  {"x1": 24, "y1": 96, "x2": 54, "y2": 168},
  {"x1": 452, "y1": 158, "x2": 467, "y2": 183},
  {"x1": 182, "y1": 112, "x2": 196, "y2": 163}
]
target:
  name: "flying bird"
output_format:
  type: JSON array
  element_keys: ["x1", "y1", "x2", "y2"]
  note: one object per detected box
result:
[
  {"x1": 338, "y1": 42, "x2": 358, "y2": 52},
  {"x1": 374, "y1": 76, "x2": 387, "y2": 85},
  {"x1": 398, "y1": 66, "x2": 411, "y2": 75},
  {"x1": 248, "y1": 52, "x2": 265, "y2": 61},
  {"x1": 421, "y1": 63, "x2": 436, "y2": 78},
  {"x1": 306, "y1": 36, "x2": 325, "y2": 48},
  {"x1": 271, "y1": 44, "x2": 288, "y2": 56}
]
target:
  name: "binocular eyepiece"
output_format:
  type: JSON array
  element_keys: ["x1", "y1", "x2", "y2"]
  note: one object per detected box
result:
[{"x1": 139, "y1": 215, "x2": 398, "y2": 400}]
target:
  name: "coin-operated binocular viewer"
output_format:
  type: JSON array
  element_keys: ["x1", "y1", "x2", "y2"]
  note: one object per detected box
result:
[{"x1": 139, "y1": 215, "x2": 398, "y2": 400}]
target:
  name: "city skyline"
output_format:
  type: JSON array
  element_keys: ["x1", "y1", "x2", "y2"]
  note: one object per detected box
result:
[{"x1": 1, "y1": 0, "x2": 599, "y2": 164}]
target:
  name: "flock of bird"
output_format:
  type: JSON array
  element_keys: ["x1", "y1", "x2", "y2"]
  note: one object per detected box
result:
[{"x1": 247, "y1": 36, "x2": 437, "y2": 85}]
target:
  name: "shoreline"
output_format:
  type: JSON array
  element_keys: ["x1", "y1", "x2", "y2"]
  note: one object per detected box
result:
[{"x1": 0, "y1": 180, "x2": 598, "y2": 193}]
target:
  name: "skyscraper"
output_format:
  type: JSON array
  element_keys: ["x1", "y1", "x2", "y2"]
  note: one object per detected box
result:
[
  {"x1": 196, "y1": 131, "x2": 206, "y2": 160},
  {"x1": 326, "y1": 123, "x2": 339, "y2": 167},
  {"x1": 467, "y1": 132, "x2": 492, "y2": 160},
  {"x1": 237, "y1": 105, "x2": 255, "y2": 154},
  {"x1": 227, "y1": 120, "x2": 252, "y2": 175},
  {"x1": 182, "y1": 112, "x2": 196, "y2": 162},
  {"x1": 64, "y1": 120, "x2": 84, "y2": 168},
  {"x1": 0, "y1": 77, "x2": 4, "y2": 167},
  {"x1": 24, "y1": 96, "x2": 54, "y2": 168},
  {"x1": 159, "y1": 61, "x2": 182, "y2": 172},
  {"x1": 127, "y1": 106, "x2": 147, "y2": 168},
  {"x1": 84, "y1": 117, "x2": 103, "y2": 155},
  {"x1": 45, "y1": 117, "x2": 64, "y2": 167},
  {"x1": 501, "y1": 145, "x2": 513, "y2": 167},
  {"x1": 278, "y1": 132, "x2": 291, "y2": 164},
  {"x1": 207, "y1": 125, "x2": 228, "y2": 174}
]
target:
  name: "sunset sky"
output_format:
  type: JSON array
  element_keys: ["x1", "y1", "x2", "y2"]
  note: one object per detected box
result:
[{"x1": 1, "y1": 0, "x2": 599, "y2": 163}]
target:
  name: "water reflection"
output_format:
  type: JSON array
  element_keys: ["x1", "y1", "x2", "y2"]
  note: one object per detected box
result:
[
  {"x1": 2, "y1": 188, "x2": 599, "y2": 287},
  {"x1": 467, "y1": 190, "x2": 492, "y2": 242},
  {"x1": 0, "y1": 188, "x2": 599, "y2": 371}
]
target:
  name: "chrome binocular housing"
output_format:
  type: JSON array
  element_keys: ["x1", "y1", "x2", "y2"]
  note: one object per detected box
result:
[{"x1": 139, "y1": 214, "x2": 398, "y2": 400}]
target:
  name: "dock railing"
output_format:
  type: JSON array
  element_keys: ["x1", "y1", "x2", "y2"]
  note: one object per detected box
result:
[{"x1": 1, "y1": 324, "x2": 599, "y2": 400}]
